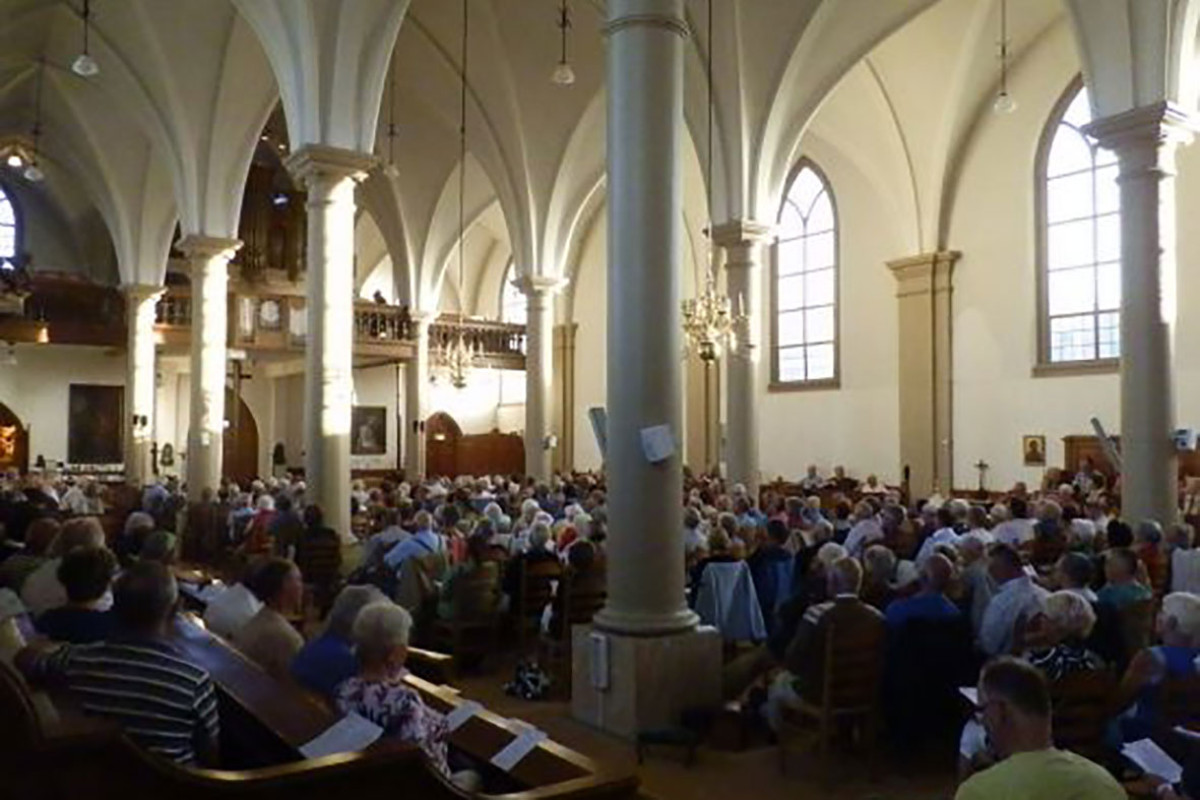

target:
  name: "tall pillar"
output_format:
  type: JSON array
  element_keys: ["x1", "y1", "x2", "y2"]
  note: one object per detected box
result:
[
  {"x1": 552, "y1": 322, "x2": 578, "y2": 473},
  {"x1": 286, "y1": 145, "x2": 375, "y2": 542},
  {"x1": 887, "y1": 251, "x2": 959, "y2": 499},
  {"x1": 519, "y1": 276, "x2": 561, "y2": 481},
  {"x1": 713, "y1": 220, "x2": 772, "y2": 495},
  {"x1": 124, "y1": 284, "x2": 164, "y2": 486},
  {"x1": 574, "y1": 0, "x2": 719, "y2": 742},
  {"x1": 179, "y1": 236, "x2": 241, "y2": 501},
  {"x1": 404, "y1": 311, "x2": 434, "y2": 481},
  {"x1": 1086, "y1": 104, "x2": 1194, "y2": 525}
]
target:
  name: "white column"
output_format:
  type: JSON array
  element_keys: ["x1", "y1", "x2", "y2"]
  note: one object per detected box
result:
[
  {"x1": 593, "y1": 0, "x2": 696, "y2": 636},
  {"x1": 404, "y1": 311, "x2": 434, "y2": 481},
  {"x1": 286, "y1": 145, "x2": 375, "y2": 542},
  {"x1": 712, "y1": 220, "x2": 772, "y2": 497},
  {"x1": 178, "y1": 235, "x2": 241, "y2": 501},
  {"x1": 124, "y1": 284, "x2": 164, "y2": 486},
  {"x1": 518, "y1": 276, "x2": 561, "y2": 482},
  {"x1": 1086, "y1": 104, "x2": 1195, "y2": 525}
]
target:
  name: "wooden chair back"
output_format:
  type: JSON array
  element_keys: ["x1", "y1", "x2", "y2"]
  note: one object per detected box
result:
[
  {"x1": 1050, "y1": 668, "x2": 1118, "y2": 760},
  {"x1": 1160, "y1": 672, "x2": 1200, "y2": 729},
  {"x1": 517, "y1": 559, "x2": 562, "y2": 649},
  {"x1": 821, "y1": 615, "x2": 886, "y2": 711},
  {"x1": 1119, "y1": 598, "x2": 1156, "y2": 662},
  {"x1": 0, "y1": 660, "x2": 42, "y2": 759},
  {"x1": 451, "y1": 567, "x2": 501, "y2": 622},
  {"x1": 560, "y1": 568, "x2": 607, "y2": 630}
]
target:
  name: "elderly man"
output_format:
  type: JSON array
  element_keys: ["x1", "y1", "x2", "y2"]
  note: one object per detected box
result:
[
  {"x1": 992, "y1": 498, "x2": 1036, "y2": 548},
  {"x1": 916, "y1": 506, "x2": 963, "y2": 565},
  {"x1": 233, "y1": 558, "x2": 305, "y2": 681},
  {"x1": 765, "y1": 557, "x2": 884, "y2": 732},
  {"x1": 383, "y1": 511, "x2": 445, "y2": 572},
  {"x1": 884, "y1": 553, "x2": 962, "y2": 630},
  {"x1": 843, "y1": 501, "x2": 884, "y2": 557},
  {"x1": 17, "y1": 562, "x2": 220, "y2": 766},
  {"x1": 955, "y1": 658, "x2": 1123, "y2": 799},
  {"x1": 979, "y1": 544, "x2": 1049, "y2": 656}
]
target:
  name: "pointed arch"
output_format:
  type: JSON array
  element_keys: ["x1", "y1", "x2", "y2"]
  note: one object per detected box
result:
[
  {"x1": 1035, "y1": 78, "x2": 1121, "y2": 367},
  {"x1": 772, "y1": 157, "x2": 838, "y2": 387}
]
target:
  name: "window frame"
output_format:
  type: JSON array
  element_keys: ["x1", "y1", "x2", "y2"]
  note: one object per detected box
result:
[
  {"x1": 0, "y1": 180, "x2": 22, "y2": 264},
  {"x1": 769, "y1": 157, "x2": 841, "y2": 391},
  {"x1": 1033, "y1": 77, "x2": 1120, "y2": 377}
]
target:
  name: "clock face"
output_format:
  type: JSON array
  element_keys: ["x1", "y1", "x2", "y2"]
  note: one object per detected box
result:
[{"x1": 259, "y1": 299, "x2": 281, "y2": 327}]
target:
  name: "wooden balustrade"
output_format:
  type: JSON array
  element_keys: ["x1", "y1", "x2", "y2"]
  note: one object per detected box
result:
[{"x1": 151, "y1": 289, "x2": 526, "y2": 366}]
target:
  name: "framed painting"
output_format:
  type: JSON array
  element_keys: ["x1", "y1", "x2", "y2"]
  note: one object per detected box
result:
[
  {"x1": 68, "y1": 384, "x2": 124, "y2": 464},
  {"x1": 351, "y1": 406, "x2": 387, "y2": 456},
  {"x1": 1022, "y1": 434, "x2": 1046, "y2": 467}
]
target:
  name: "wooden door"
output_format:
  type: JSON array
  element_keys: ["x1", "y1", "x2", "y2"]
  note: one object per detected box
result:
[
  {"x1": 223, "y1": 390, "x2": 259, "y2": 484},
  {"x1": 426, "y1": 412, "x2": 462, "y2": 478}
]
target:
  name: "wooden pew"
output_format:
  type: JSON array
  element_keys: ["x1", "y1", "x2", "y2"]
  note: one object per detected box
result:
[
  {"x1": 170, "y1": 613, "x2": 639, "y2": 798},
  {"x1": 11, "y1": 614, "x2": 640, "y2": 799}
]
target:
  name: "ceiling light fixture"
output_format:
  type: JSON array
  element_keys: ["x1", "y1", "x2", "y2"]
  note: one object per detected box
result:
[
  {"x1": 5, "y1": 155, "x2": 21, "y2": 169},
  {"x1": 24, "y1": 59, "x2": 45, "y2": 182},
  {"x1": 993, "y1": 0, "x2": 1016, "y2": 114},
  {"x1": 432, "y1": 0, "x2": 479, "y2": 390},
  {"x1": 383, "y1": 59, "x2": 399, "y2": 178},
  {"x1": 682, "y1": 0, "x2": 742, "y2": 363},
  {"x1": 551, "y1": 0, "x2": 575, "y2": 86},
  {"x1": 72, "y1": 0, "x2": 100, "y2": 77}
]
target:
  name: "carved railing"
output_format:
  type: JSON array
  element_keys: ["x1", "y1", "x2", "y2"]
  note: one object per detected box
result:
[
  {"x1": 155, "y1": 291, "x2": 192, "y2": 328},
  {"x1": 151, "y1": 289, "x2": 526, "y2": 363},
  {"x1": 430, "y1": 315, "x2": 526, "y2": 359}
]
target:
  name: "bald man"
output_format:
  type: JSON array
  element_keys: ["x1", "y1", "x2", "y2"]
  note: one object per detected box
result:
[{"x1": 884, "y1": 553, "x2": 963, "y2": 630}]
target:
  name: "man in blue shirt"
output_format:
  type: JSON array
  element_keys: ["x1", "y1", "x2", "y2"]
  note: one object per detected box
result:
[
  {"x1": 885, "y1": 553, "x2": 962, "y2": 630},
  {"x1": 383, "y1": 511, "x2": 445, "y2": 572},
  {"x1": 291, "y1": 585, "x2": 385, "y2": 698}
]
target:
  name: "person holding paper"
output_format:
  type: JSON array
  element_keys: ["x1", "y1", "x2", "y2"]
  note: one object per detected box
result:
[
  {"x1": 336, "y1": 602, "x2": 452, "y2": 775},
  {"x1": 955, "y1": 657, "x2": 1123, "y2": 799},
  {"x1": 1116, "y1": 592, "x2": 1200, "y2": 742}
]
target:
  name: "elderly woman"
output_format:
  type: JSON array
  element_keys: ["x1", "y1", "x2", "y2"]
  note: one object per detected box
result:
[
  {"x1": 861, "y1": 544, "x2": 898, "y2": 611},
  {"x1": 1023, "y1": 590, "x2": 1105, "y2": 681},
  {"x1": 1117, "y1": 592, "x2": 1200, "y2": 741},
  {"x1": 337, "y1": 602, "x2": 452, "y2": 774}
]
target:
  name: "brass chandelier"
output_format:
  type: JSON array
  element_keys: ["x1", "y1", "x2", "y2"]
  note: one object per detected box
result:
[
  {"x1": 681, "y1": 0, "x2": 742, "y2": 363},
  {"x1": 432, "y1": 0, "x2": 479, "y2": 390}
]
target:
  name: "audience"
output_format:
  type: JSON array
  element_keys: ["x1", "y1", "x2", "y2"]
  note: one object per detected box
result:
[
  {"x1": 884, "y1": 553, "x2": 961, "y2": 630},
  {"x1": 1096, "y1": 547, "x2": 1152, "y2": 611},
  {"x1": 22, "y1": 517, "x2": 107, "y2": 616}
]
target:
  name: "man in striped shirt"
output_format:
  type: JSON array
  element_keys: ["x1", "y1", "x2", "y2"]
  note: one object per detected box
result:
[{"x1": 18, "y1": 560, "x2": 220, "y2": 766}]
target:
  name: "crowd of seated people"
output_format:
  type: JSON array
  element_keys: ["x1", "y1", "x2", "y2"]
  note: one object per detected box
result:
[{"x1": 0, "y1": 460, "x2": 1198, "y2": 797}]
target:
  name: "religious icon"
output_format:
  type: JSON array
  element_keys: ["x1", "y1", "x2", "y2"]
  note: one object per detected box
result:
[{"x1": 1022, "y1": 435, "x2": 1046, "y2": 467}]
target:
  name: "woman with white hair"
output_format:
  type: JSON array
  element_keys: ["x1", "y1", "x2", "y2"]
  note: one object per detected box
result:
[
  {"x1": 336, "y1": 602, "x2": 452, "y2": 774},
  {"x1": 291, "y1": 585, "x2": 386, "y2": 698},
  {"x1": 1117, "y1": 592, "x2": 1200, "y2": 740},
  {"x1": 1024, "y1": 590, "x2": 1104, "y2": 681}
]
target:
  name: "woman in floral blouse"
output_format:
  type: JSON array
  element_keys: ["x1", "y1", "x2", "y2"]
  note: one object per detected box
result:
[{"x1": 335, "y1": 602, "x2": 451, "y2": 775}]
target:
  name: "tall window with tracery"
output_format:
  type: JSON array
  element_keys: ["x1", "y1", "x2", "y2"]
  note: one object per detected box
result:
[
  {"x1": 774, "y1": 162, "x2": 837, "y2": 384},
  {"x1": 1040, "y1": 84, "x2": 1121, "y2": 364},
  {"x1": 0, "y1": 185, "x2": 16, "y2": 261}
]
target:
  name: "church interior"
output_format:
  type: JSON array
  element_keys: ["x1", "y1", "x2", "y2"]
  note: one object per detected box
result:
[{"x1": 0, "y1": 0, "x2": 1199, "y2": 798}]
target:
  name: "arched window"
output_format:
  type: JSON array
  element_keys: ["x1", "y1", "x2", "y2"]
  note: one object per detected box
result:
[
  {"x1": 501, "y1": 262, "x2": 526, "y2": 325},
  {"x1": 499, "y1": 262, "x2": 526, "y2": 405},
  {"x1": 773, "y1": 161, "x2": 837, "y2": 386},
  {"x1": 0, "y1": 184, "x2": 16, "y2": 261},
  {"x1": 1039, "y1": 83, "x2": 1120, "y2": 365}
]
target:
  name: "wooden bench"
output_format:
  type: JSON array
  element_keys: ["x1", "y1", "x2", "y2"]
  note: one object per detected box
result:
[{"x1": 156, "y1": 614, "x2": 640, "y2": 798}]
